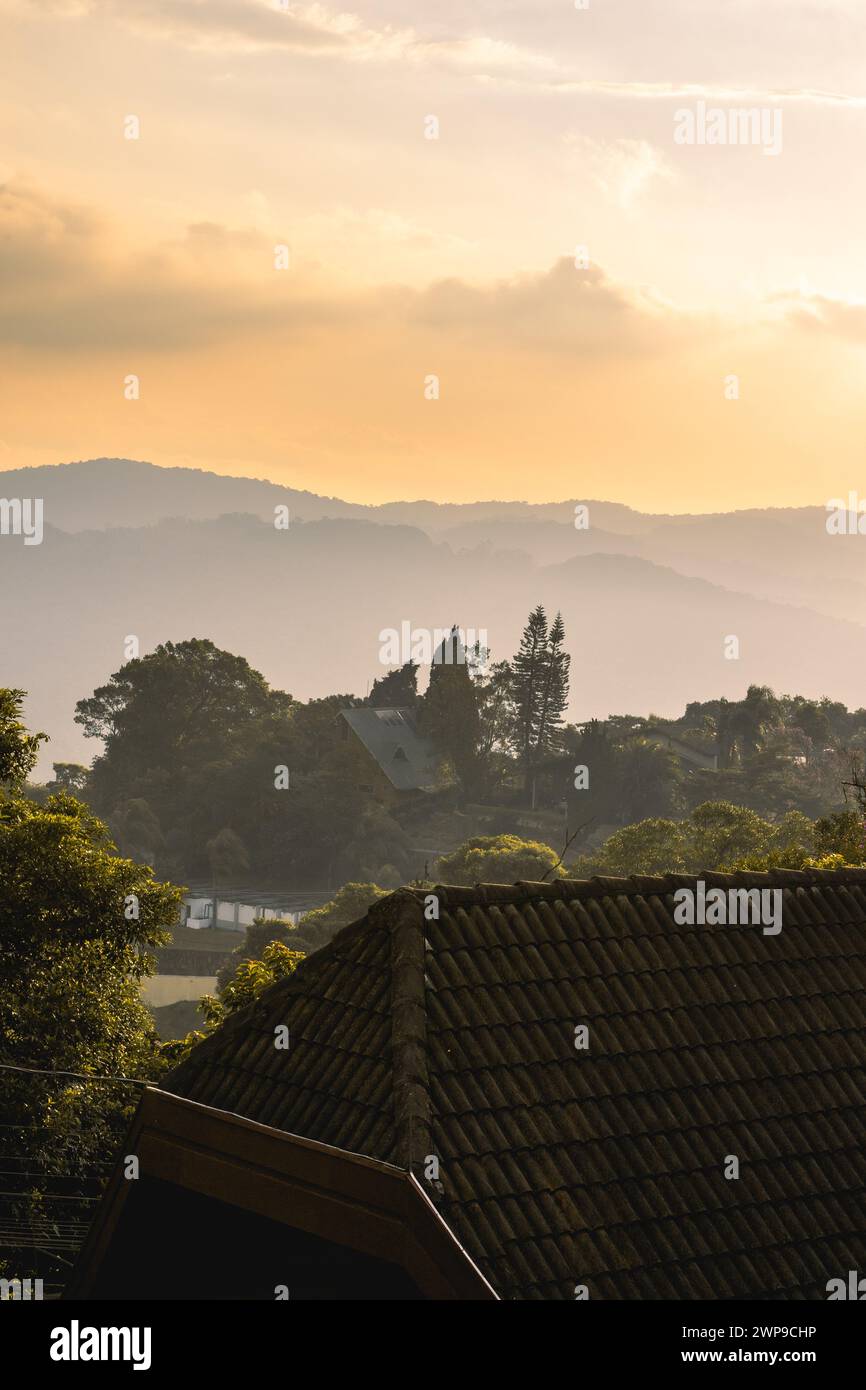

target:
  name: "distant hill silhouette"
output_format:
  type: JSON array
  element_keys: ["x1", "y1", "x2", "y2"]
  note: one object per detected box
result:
[{"x1": 1, "y1": 458, "x2": 863, "y2": 772}]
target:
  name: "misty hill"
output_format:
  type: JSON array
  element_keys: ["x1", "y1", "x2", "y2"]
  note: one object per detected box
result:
[
  {"x1": 418, "y1": 510, "x2": 866, "y2": 627},
  {"x1": 0, "y1": 457, "x2": 666, "y2": 534},
  {"x1": 2, "y1": 494, "x2": 865, "y2": 773}
]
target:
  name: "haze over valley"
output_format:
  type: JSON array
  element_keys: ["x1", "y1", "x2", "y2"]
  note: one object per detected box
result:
[{"x1": 3, "y1": 458, "x2": 863, "y2": 774}]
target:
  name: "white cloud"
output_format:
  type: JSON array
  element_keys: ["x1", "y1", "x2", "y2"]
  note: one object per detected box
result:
[
  {"x1": 1, "y1": 0, "x2": 554, "y2": 69},
  {"x1": 769, "y1": 286, "x2": 866, "y2": 341},
  {"x1": 0, "y1": 180, "x2": 690, "y2": 356},
  {"x1": 482, "y1": 75, "x2": 866, "y2": 108},
  {"x1": 565, "y1": 135, "x2": 674, "y2": 210}
]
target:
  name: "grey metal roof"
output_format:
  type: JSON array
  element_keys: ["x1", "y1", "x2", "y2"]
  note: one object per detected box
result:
[
  {"x1": 181, "y1": 885, "x2": 333, "y2": 913},
  {"x1": 341, "y1": 707, "x2": 440, "y2": 791}
]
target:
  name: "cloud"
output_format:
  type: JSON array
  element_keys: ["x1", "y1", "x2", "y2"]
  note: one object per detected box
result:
[
  {"x1": 769, "y1": 286, "x2": 866, "y2": 342},
  {"x1": 0, "y1": 182, "x2": 339, "y2": 350},
  {"x1": 2, "y1": 0, "x2": 373, "y2": 54},
  {"x1": 408, "y1": 258, "x2": 685, "y2": 356},
  {"x1": 2, "y1": 0, "x2": 553, "y2": 69},
  {"x1": 564, "y1": 135, "x2": 674, "y2": 210},
  {"x1": 124, "y1": 0, "x2": 400, "y2": 57},
  {"x1": 481, "y1": 75, "x2": 866, "y2": 108},
  {"x1": 4, "y1": 0, "x2": 864, "y2": 95},
  {"x1": 0, "y1": 181, "x2": 689, "y2": 358}
]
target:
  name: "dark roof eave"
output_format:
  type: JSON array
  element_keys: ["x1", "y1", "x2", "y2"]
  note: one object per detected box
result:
[{"x1": 67, "y1": 1088, "x2": 498, "y2": 1301}]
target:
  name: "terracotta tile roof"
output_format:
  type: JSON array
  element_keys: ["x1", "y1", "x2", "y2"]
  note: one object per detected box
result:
[{"x1": 163, "y1": 868, "x2": 866, "y2": 1300}]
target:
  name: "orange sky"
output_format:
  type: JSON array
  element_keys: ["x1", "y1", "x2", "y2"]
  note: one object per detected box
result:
[{"x1": 2, "y1": 0, "x2": 866, "y2": 508}]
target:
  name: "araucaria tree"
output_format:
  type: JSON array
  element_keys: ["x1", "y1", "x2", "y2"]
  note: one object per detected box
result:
[{"x1": 511, "y1": 607, "x2": 571, "y2": 804}]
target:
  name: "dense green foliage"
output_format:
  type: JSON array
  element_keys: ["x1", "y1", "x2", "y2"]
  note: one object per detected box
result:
[
  {"x1": 433, "y1": 834, "x2": 561, "y2": 885},
  {"x1": 62, "y1": 614, "x2": 573, "y2": 885},
  {"x1": 19, "y1": 623, "x2": 865, "y2": 898},
  {"x1": 162, "y1": 940, "x2": 307, "y2": 1066},
  {"x1": 573, "y1": 804, "x2": 865, "y2": 876},
  {"x1": 567, "y1": 686, "x2": 866, "y2": 835},
  {"x1": 26, "y1": 630, "x2": 865, "y2": 901},
  {"x1": 0, "y1": 689, "x2": 47, "y2": 787},
  {"x1": 418, "y1": 629, "x2": 482, "y2": 796},
  {"x1": 0, "y1": 693, "x2": 181, "y2": 1288}
]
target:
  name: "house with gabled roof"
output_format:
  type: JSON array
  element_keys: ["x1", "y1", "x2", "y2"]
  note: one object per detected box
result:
[
  {"x1": 339, "y1": 707, "x2": 441, "y2": 797},
  {"x1": 70, "y1": 867, "x2": 866, "y2": 1300}
]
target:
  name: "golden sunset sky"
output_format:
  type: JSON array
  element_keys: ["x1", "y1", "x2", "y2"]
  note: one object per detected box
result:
[{"x1": 1, "y1": 0, "x2": 866, "y2": 509}]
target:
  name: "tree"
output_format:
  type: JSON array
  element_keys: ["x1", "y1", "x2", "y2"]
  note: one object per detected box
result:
[
  {"x1": 208, "y1": 940, "x2": 305, "y2": 1023},
  {"x1": 475, "y1": 659, "x2": 516, "y2": 761},
  {"x1": 46, "y1": 762, "x2": 90, "y2": 796},
  {"x1": 717, "y1": 685, "x2": 783, "y2": 766},
  {"x1": 575, "y1": 802, "x2": 821, "y2": 877},
  {"x1": 574, "y1": 819, "x2": 690, "y2": 876},
  {"x1": 511, "y1": 607, "x2": 571, "y2": 805},
  {"x1": 75, "y1": 638, "x2": 290, "y2": 812},
  {"x1": 0, "y1": 691, "x2": 181, "y2": 1289},
  {"x1": 568, "y1": 719, "x2": 619, "y2": 831},
  {"x1": 512, "y1": 605, "x2": 550, "y2": 785},
  {"x1": 0, "y1": 689, "x2": 46, "y2": 786},
  {"x1": 206, "y1": 827, "x2": 250, "y2": 884},
  {"x1": 688, "y1": 801, "x2": 773, "y2": 870},
  {"x1": 368, "y1": 661, "x2": 418, "y2": 708},
  {"x1": 290, "y1": 881, "x2": 390, "y2": 952},
  {"x1": 790, "y1": 698, "x2": 832, "y2": 753},
  {"x1": 337, "y1": 804, "x2": 412, "y2": 884},
  {"x1": 110, "y1": 797, "x2": 165, "y2": 865},
  {"x1": 165, "y1": 939, "x2": 308, "y2": 1067},
  {"x1": 419, "y1": 627, "x2": 481, "y2": 797},
  {"x1": 216, "y1": 914, "x2": 297, "y2": 992},
  {"x1": 75, "y1": 638, "x2": 281, "y2": 753},
  {"x1": 75, "y1": 639, "x2": 295, "y2": 878},
  {"x1": 434, "y1": 834, "x2": 560, "y2": 885},
  {"x1": 814, "y1": 810, "x2": 866, "y2": 863},
  {"x1": 616, "y1": 738, "x2": 684, "y2": 823},
  {"x1": 535, "y1": 612, "x2": 570, "y2": 760}
]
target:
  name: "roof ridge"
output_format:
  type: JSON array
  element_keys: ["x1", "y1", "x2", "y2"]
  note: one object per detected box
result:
[{"x1": 404, "y1": 865, "x2": 866, "y2": 908}]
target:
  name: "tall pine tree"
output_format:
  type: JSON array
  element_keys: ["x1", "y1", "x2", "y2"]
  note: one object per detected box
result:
[
  {"x1": 512, "y1": 604, "x2": 549, "y2": 776},
  {"x1": 511, "y1": 607, "x2": 571, "y2": 806},
  {"x1": 536, "y1": 612, "x2": 570, "y2": 759}
]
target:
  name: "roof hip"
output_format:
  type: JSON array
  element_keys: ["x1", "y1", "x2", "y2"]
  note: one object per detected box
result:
[{"x1": 374, "y1": 889, "x2": 433, "y2": 1182}]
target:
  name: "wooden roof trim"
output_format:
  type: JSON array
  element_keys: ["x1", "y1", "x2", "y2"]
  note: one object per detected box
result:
[{"x1": 68, "y1": 1089, "x2": 497, "y2": 1301}]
